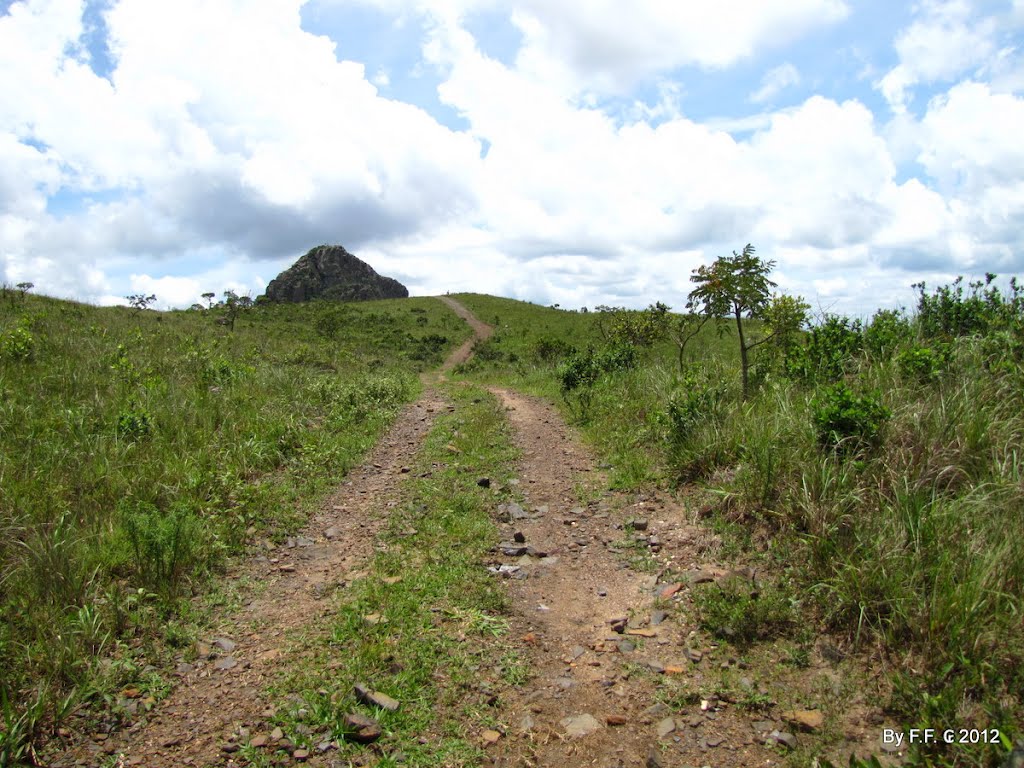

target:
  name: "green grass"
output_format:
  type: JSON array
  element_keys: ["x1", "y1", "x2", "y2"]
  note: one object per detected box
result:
[
  {"x1": 452, "y1": 287, "x2": 1024, "y2": 767},
  {"x1": 269, "y1": 384, "x2": 521, "y2": 765},
  {"x1": 0, "y1": 292, "x2": 469, "y2": 761}
]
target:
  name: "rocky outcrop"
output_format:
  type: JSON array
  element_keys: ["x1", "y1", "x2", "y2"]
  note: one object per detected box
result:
[{"x1": 263, "y1": 245, "x2": 408, "y2": 303}]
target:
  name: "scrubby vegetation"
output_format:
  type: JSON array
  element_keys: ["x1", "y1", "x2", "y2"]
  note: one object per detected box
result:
[
  {"x1": 0, "y1": 294, "x2": 467, "y2": 763},
  {"x1": 453, "y1": 270, "x2": 1024, "y2": 766}
]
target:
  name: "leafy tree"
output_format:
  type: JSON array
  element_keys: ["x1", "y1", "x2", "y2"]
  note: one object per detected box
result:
[
  {"x1": 16, "y1": 282, "x2": 33, "y2": 300},
  {"x1": 687, "y1": 244, "x2": 784, "y2": 398},
  {"x1": 126, "y1": 293, "x2": 157, "y2": 313},
  {"x1": 201, "y1": 292, "x2": 216, "y2": 309}
]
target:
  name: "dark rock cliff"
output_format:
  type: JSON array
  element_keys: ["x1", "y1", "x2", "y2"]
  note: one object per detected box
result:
[{"x1": 263, "y1": 245, "x2": 408, "y2": 302}]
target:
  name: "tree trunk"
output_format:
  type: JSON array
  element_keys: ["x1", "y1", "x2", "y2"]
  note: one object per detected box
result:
[{"x1": 735, "y1": 307, "x2": 749, "y2": 399}]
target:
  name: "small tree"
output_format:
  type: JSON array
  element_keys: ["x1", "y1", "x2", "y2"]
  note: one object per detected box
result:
[
  {"x1": 126, "y1": 293, "x2": 157, "y2": 313},
  {"x1": 16, "y1": 282, "x2": 34, "y2": 301},
  {"x1": 688, "y1": 244, "x2": 800, "y2": 398},
  {"x1": 201, "y1": 292, "x2": 216, "y2": 310},
  {"x1": 219, "y1": 290, "x2": 252, "y2": 331}
]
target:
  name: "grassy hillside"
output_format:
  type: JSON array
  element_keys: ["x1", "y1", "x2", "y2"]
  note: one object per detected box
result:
[
  {"x1": 0, "y1": 292, "x2": 468, "y2": 763},
  {"x1": 451, "y1": 284, "x2": 1024, "y2": 767}
]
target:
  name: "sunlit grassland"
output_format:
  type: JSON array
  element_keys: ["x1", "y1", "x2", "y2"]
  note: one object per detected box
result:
[
  {"x1": 0, "y1": 292, "x2": 468, "y2": 762},
  {"x1": 452, "y1": 288, "x2": 1024, "y2": 766}
]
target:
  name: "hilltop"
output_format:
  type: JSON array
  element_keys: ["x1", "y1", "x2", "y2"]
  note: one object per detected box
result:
[{"x1": 263, "y1": 244, "x2": 408, "y2": 302}]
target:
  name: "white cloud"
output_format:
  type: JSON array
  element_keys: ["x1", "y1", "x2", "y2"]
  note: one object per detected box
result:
[
  {"x1": 878, "y1": 0, "x2": 998, "y2": 111},
  {"x1": 750, "y1": 63, "x2": 802, "y2": 104}
]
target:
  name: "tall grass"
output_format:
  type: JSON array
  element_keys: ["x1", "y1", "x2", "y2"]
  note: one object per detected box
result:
[{"x1": 0, "y1": 293, "x2": 468, "y2": 760}]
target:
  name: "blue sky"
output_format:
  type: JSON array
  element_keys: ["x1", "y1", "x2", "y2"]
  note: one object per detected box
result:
[{"x1": 2, "y1": 0, "x2": 1023, "y2": 314}]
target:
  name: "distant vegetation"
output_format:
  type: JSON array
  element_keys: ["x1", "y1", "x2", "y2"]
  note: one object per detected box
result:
[
  {"x1": 0, "y1": 293, "x2": 467, "y2": 763},
  {"x1": 453, "y1": 266, "x2": 1024, "y2": 767}
]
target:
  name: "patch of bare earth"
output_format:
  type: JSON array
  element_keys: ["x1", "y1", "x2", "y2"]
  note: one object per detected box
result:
[
  {"x1": 482, "y1": 389, "x2": 898, "y2": 768},
  {"x1": 438, "y1": 296, "x2": 494, "y2": 372}
]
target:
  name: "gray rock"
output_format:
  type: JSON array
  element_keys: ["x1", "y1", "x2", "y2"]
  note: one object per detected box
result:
[
  {"x1": 214, "y1": 656, "x2": 237, "y2": 670},
  {"x1": 631, "y1": 518, "x2": 649, "y2": 531},
  {"x1": 561, "y1": 714, "x2": 602, "y2": 738},
  {"x1": 656, "y1": 718, "x2": 676, "y2": 738},
  {"x1": 650, "y1": 610, "x2": 669, "y2": 625},
  {"x1": 212, "y1": 637, "x2": 236, "y2": 653},
  {"x1": 263, "y1": 244, "x2": 408, "y2": 303},
  {"x1": 342, "y1": 712, "x2": 382, "y2": 743}
]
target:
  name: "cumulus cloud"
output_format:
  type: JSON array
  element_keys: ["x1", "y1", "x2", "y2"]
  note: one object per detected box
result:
[
  {"x1": 878, "y1": 0, "x2": 998, "y2": 111},
  {"x1": 1, "y1": 0, "x2": 1020, "y2": 316}
]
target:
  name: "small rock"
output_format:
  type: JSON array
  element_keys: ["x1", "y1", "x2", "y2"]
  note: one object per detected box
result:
[
  {"x1": 685, "y1": 648, "x2": 703, "y2": 663},
  {"x1": 525, "y1": 546, "x2": 548, "y2": 558},
  {"x1": 293, "y1": 748, "x2": 310, "y2": 761},
  {"x1": 606, "y1": 714, "x2": 628, "y2": 726},
  {"x1": 626, "y1": 627, "x2": 657, "y2": 638},
  {"x1": 279, "y1": 563, "x2": 296, "y2": 573},
  {"x1": 597, "y1": 588, "x2": 608, "y2": 597},
  {"x1": 656, "y1": 718, "x2": 676, "y2": 738},
  {"x1": 317, "y1": 740, "x2": 335, "y2": 753},
  {"x1": 221, "y1": 742, "x2": 239, "y2": 753},
  {"x1": 646, "y1": 747, "x2": 663, "y2": 768},
  {"x1": 270, "y1": 727, "x2": 284, "y2": 741},
  {"x1": 561, "y1": 714, "x2": 602, "y2": 738},
  {"x1": 782, "y1": 709, "x2": 824, "y2": 732},
  {"x1": 481, "y1": 729, "x2": 501, "y2": 744},
  {"x1": 685, "y1": 570, "x2": 716, "y2": 585},
  {"x1": 477, "y1": 477, "x2": 491, "y2": 488},
  {"x1": 212, "y1": 637, "x2": 236, "y2": 653},
  {"x1": 570, "y1": 645, "x2": 586, "y2": 660},
  {"x1": 646, "y1": 660, "x2": 666, "y2": 674},
  {"x1": 658, "y1": 583, "x2": 682, "y2": 600},
  {"x1": 214, "y1": 656, "x2": 237, "y2": 671},
  {"x1": 705, "y1": 735, "x2": 725, "y2": 747},
  {"x1": 354, "y1": 683, "x2": 400, "y2": 712},
  {"x1": 767, "y1": 730, "x2": 797, "y2": 749},
  {"x1": 501, "y1": 543, "x2": 528, "y2": 556},
  {"x1": 631, "y1": 518, "x2": 649, "y2": 531},
  {"x1": 519, "y1": 715, "x2": 535, "y2": 732},
  {"x1": 751, "y1": 721, "x2": 775, "y2": 733},
  {"x1": 618, "y1": 640, "x2": 636, "y2": 653},
  {"x1": 295, "y1": 536, "x2": 314, "y2": 547},
  {"x1": 250, "y1": 734, "x2": 268, "y2": 748},
  {"x1": 609, "y1": 617, "x2": 628, "y2": 633},
  {"x1": 650, "y1": 610, "x2": 669, "y2": 625},
  {"x1": 513, "y1": 531, "x2": 526, "y2": 543},
  {"x1": 644, "y1": 702, "x2": 670, "y2": 719},
  {"x1": 324, "y1": 526, "x2": 340, "y2": 539},
  {"x1": 342, "y1": 713, "x2": 382, "y2": 743}
]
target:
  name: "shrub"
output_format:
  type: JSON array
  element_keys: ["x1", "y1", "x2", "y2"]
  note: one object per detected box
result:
[
  {"x1": 863, "y1": 308, "x2": 911, "y2": 361},
  {"x1": 1, "y1": 324, "x2": 35, "y2": 361},
  {"x1": 694, "y1": 578, "x2": 794, "y2": 645},
  {"x1": 811, "y1": 382, "x2": 890, "y2": 454},
  {"x1": 785, "y1": 315, "x2": 863, "y2": 383},
  {"x1": 896, "y1": 344, "x2": 947, "y2": 384},
  {"x1": 119, "y1": 501, "x2": 202, "y2": 598},
  {"x1": 531, "y1": 335, "x2": 575, "y2": 363},
  {"x1": 664, "y1": 372, "x2": 724, "y2": 445}
]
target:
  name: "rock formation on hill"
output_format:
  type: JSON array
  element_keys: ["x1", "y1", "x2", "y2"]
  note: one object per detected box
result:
[{"x1": 263, "y1": 245, "x2": 408, "y2": 303}]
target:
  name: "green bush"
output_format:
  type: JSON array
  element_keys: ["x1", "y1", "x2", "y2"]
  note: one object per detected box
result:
[
  {"x1": 811, "y1": 382, "x2": 890, "y2": 454},
  {"x1": 664, "y1": 372, "x2": 724, "y2": 445},
  {"x1": 896, "y1": 344, "x2": 947, "y2": 384},
  {"x1": 695, "y1": 578, "x2": 794, "y2": 645},
  {"x1": 785, "y1": 315, "x2": 863, "y2": 383},
  {"x1": 119, "y1": 501, "x2": 202, "y2": 599},
  {"x1": 1, "y1": 324, "x2": 35, "y2": 361},
  {"x1": 863, "y1": 308, "x2": 911, "y2": 361}
]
